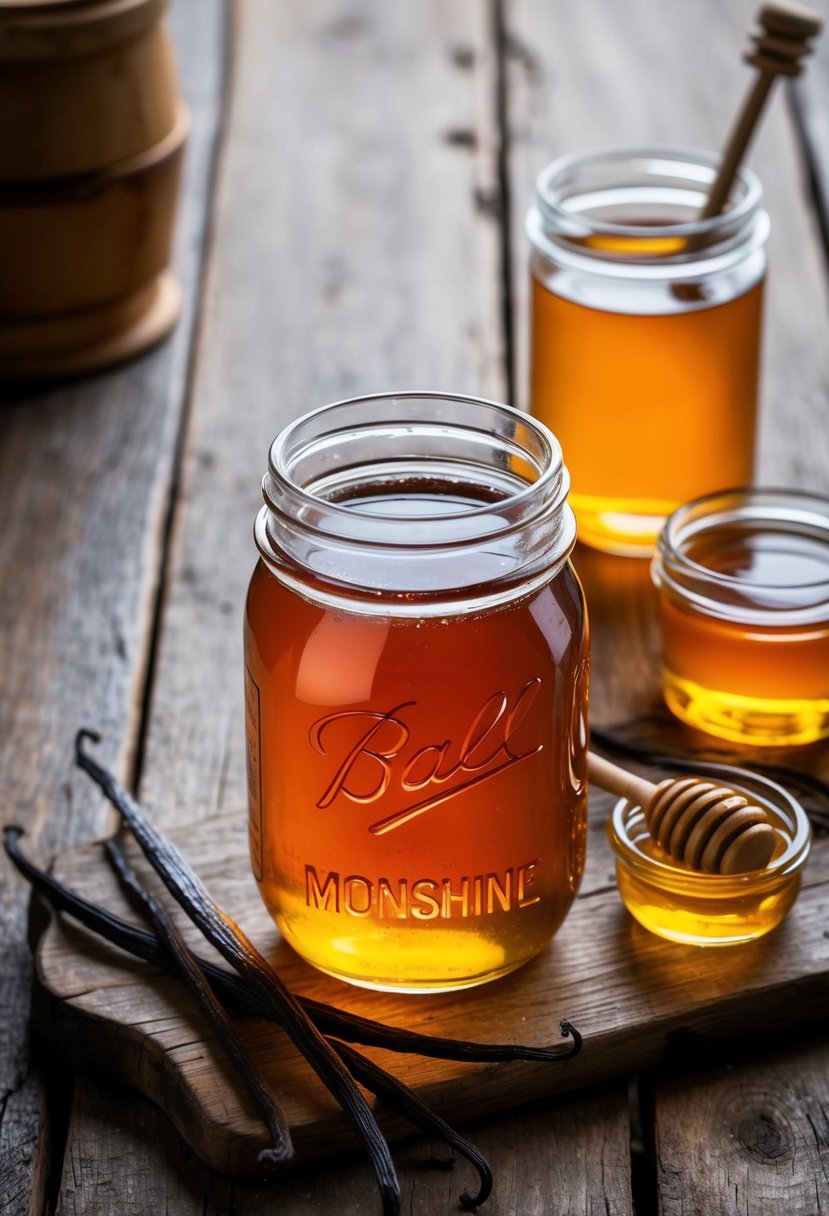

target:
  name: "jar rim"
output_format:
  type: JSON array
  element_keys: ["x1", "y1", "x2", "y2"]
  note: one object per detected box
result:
[
  {"x1": 257, "y1": 391, "x2": 577, "y2": 606},
  {"x1": 266, "y1": 391, "x2": 565, "y2": 531},
  {"x1": 651, "y1": 487, "x2": 829, "y2": 625},
  {"x1": 607, "y1": 766, "x2": 812, "y2": 893},
  {"x1": 532, "y1": 143, "x2": 763, "y2": 240}
]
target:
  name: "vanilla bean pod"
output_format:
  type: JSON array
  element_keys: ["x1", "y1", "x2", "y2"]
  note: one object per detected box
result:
[
  {"x1": 5, "y1": 827, "x2": 572, "y2": 1211},
  {"x1": 107, "y1": 838, "x2": 493, "y2": 1202},
  {"x1": 306, "y1": 1005, "x2": 581, "y2": 1065},
  {"x1": 3, "y1": 826, "x2": 581, "y2": 1068},
  {"x1": 74, "y1": 731, "x2": 400, "y2": 1216},
  {"x1": 333, "y1": 1040, "x2": 492, "y2": 1210},
  {"x1": 104, "y1": 835, "x2": 293, "y2": 1167}
]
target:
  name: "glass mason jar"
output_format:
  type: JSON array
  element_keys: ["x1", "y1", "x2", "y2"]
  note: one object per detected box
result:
[
  {"x1": 243, "y1": 392, "x2": 590, "y2": 993},
  {"x1": 526, "y1": 146, "x2": 769, "y2": 556}
]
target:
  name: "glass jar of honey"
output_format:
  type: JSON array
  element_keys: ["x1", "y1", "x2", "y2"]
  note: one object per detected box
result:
[
  {"x1": 608, "y1": 767, "x2": 811, "y2": 946},
  {"x1": 527, "y1": 146, "x2": 769, "y2": 555},
  {"x1": 244, "y1": 392, "x2": 590, "y2": 993},
  {"x1": 651, "y1": 489, "x2": 829, "y2": 746}
]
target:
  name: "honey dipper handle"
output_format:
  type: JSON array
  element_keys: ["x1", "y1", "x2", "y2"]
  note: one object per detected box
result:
[
  {"x1": 587, "y1": 752, "x2": 658, "y2": 808},
  {"x1": 701, "y1": 1, "x2": 823, "y2": 220}
]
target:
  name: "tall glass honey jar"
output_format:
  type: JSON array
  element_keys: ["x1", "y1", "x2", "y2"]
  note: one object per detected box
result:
[
  {"x1": 527, "y1": 147, "x2": 769, "y2": 555},
  {"x1": 244, "y1": 393, "x2": 590, "y2": 992}
]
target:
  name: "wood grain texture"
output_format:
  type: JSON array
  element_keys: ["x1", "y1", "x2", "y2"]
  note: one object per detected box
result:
[
  {"x1": 32, "y1": 810, "x2": 829, "y2": 1176},
  {"x1": 0, "y1": 1, "x2": 226, "y2": 1210},
  {"x1": 56, "y1": 1078, "x2": 234, "y2": 1216},
  {"x1": 229, "y1": 1088, "x2": 634, "y2": 1215},
  {"x1": 653, "y1": 1034, "x2": 829, "y2": 1215},
  {"x1": 136, "y1": 0, "x2": 505, "y2": 830},
  {"x1": 53, "y1": 1075, "x2": 632, "y2": 1216},
  {"x1": 792, "y1": 0, "x2": 829, "y2": 273}
]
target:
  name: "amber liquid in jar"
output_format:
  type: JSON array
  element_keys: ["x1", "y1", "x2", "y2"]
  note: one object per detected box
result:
[
  {"x1": 530, "y1": 270, "x2": 763, "y2": 555},
  {"x1": 244, "y1": 485, "x2": 589, "y2": 993},
  {"x1": 609, "y1": 779, "x2": 810, "y2": 947},
  {"x1": 526, "y1": 148, "x2": 768, "y2": 555},
  {"x1": 659, "y1": 522, "x2": 829, "y2": 746}
]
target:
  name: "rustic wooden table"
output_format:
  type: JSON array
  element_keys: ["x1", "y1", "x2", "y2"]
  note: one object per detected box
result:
[{"x1": 3, "y1": 2, "x2": 829, "y2": 1213}]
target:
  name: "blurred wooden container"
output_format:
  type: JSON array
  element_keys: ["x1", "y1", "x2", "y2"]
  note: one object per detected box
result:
[
  {"x1": 0, "y1": 0, "x2": 187, "y2": 377},
  {"x1": 0, "y1": 0, "x2": 178, "y2": 180},
  {"x1": 0, "y1": 106, "x2": 188, "y2": 316}
]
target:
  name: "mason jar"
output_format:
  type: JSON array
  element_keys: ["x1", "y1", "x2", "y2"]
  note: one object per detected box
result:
[
  {"x1": 243, "y1": 392, "x2": 590, "y2": 993},
  {"x1": 526, "y1": 146, "x2": 769, "y2": 556}
]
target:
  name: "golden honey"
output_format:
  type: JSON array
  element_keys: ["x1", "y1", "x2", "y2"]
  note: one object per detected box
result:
[
  {"x1": 607, "y1": 770, "x2": 811, "y2": 946},
  {"x1": 526, "y1": 147, "x2": 769, "y2": 555},
  {"x1": 244, "y1": 394, "x2": 590, "y2": 992},
  {"x1": 652, "y1": 490, "x2": 829, "y2": 747}
]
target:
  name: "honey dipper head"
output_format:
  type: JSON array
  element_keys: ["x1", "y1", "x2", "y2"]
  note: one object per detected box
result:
[
  {"x1": 644, "y1": 777, "x2": 778, "y2": 874},
  {"x1": 747, "y1": 2, "x2": 823, "y2": 77}
]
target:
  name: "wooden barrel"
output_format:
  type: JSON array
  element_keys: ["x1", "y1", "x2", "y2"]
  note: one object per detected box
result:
[
  {"x1": 0, "y1": 0, "x2": 187, "y2": 376},
  {"x1": 0, "y1": 0, "x2": 179, "y2": 180}
]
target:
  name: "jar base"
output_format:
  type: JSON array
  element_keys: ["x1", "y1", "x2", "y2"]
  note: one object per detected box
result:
[
  {"x1": 301, "y1": 954, "x2": 539, "y2": 995},
  {"x1": 272, "y1": 907, "x2": 550, "y2": 993},
  {"x1": 663, "y1": 669, "x2": 829, "y2": 747},
  {"x1": 0, "y1": 271, "x2": 181, "y2": 379},
  {"x1": 618, "y1": 883, "x2": 797, "y2": 947}
]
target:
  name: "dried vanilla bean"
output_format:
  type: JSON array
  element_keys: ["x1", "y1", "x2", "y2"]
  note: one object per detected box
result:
[
  {"x1": 3, "y1": 826, "x2": 581, "y2": 1067},
  {"x1": 5, "y1": 821, "x2": 586, "y2": 1211},
  {"x1": 305, "y1": 1004, "x2": 581, "y2": 1065},
  {"x1": 105, "y1": 833, "x2": 492, "y2": 1202},
  {"x1": 333, "y1": 1040, "x2": 492, "y2": 1210},
  {"x1": 74, "y1": 730, "x2": 401, "y2": 1216},
  {"x1": 104, "y1": 835, "x2": 293, "y2": 1167}
]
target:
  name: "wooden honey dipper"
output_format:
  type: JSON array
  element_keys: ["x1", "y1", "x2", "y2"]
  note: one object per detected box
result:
[
  {"x1": 701, "y1": 1, "x2": 823, "y2": 221},
  {"x1": 588, "y1": 752, "x2": 779, "y2": 874}
]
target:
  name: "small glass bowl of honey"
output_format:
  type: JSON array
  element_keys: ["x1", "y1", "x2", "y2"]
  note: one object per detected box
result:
[
  {"x1": 651, "y1": 488, "x2": 829, "y2": 746},
  {"x1": 607, "y1": 768, "x2": 811, "y2": 946}
]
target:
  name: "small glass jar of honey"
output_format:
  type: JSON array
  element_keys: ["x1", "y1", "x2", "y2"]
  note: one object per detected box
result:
[
  {"x1": 651, "y1": 489, "x2": 829, "y2": 746},
  {"x1": 244, "y1": 393, "x2": 590, "y2": 993},
  {"x1": 608, "y1": 768, "x2": 811, "y2": 946},
  {"x1": 526, "y1": 146, "x2": 769, "y2": 555}
]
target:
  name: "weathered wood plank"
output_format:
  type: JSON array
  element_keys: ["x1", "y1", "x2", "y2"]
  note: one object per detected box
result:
[
  {"x1": 56, "y1": 1079, "x2": 233, "y2": 1216},
  {"x1": 652, "y1": 1033, "x2": 829, "y2": 1216},
  {"x1": 136, "y1": 0, "x2": 505, "y2": 827},
  {"x1": 791, "y1": 0, "x2": 829, "y2": 275},
  {"x1": 53, "y1": 1073, "x2": 632, "y2": 1216},
  {"x1": 0, "y1": 0, "x2": 227, "y2": 1210},
  {"x1": 230, "y1": 1088, "x2": 634, "y2": 1216}
]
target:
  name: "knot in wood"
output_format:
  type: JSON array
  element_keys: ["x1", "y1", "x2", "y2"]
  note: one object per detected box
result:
[{"x1": 735, "y1": 1107, "x2": 793, "y2": 1163}]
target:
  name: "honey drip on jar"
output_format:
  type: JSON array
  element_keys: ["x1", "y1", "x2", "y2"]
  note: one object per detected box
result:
[{"x1": 244, "y1": 484, "x2": 589, "y2": 992}]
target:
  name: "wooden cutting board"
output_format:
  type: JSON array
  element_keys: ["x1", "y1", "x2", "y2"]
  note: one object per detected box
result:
[{"x1": 30, "y1": 806, "x2": 829, "y2": 1178}]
